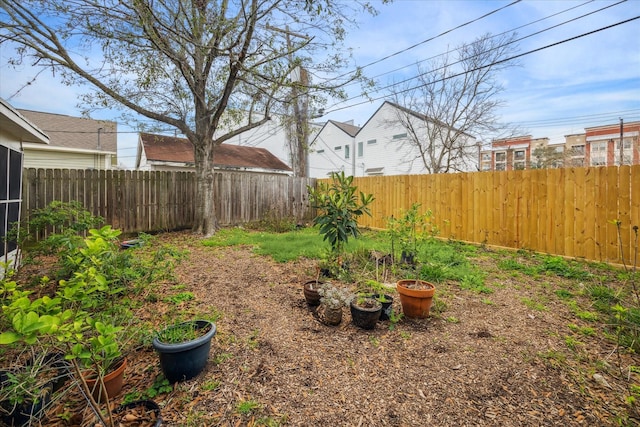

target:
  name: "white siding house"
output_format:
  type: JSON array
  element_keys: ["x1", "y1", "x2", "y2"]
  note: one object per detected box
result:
[
  {"x1": 308, "y1": 101, "x2": 477, "y2": 178},
  {"x1": 307, "y1": 120, "x2": 360, "y2": 177},
  {"x1": 0, "y1": 99, "x2": 49, "y2": 274},
  {"x1": 18, "y1": 109, "x2": 117, "y2": 170}
]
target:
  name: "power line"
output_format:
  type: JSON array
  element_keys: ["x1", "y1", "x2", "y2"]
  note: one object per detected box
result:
[
  {"x1": 331, "y1": 0, "x2": 523, "y2": 82},
  {"x1": 324, "y1": 16, "x2": 640, "y2": 115},
  {"x1": 323, "y1": 0, "x2": 629, "y2": 109},
  {"x1": 338, "y1": 0, "x2": 601, "y2": 91}
]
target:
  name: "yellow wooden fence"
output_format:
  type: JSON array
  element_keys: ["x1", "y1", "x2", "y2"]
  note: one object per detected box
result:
[{"x1": 340, "y1": 165, "x2": 639, "y2": 265}]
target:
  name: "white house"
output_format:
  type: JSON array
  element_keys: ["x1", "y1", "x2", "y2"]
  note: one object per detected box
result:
[
  {"x1": 0, "y1": 99, "x2": 49, "y2": 274},
  {"x1": 308, "y1": 101, "x2": 477, "y2": 178}
]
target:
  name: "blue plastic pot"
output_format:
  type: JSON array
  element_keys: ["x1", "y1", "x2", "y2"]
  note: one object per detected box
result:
[{"x1": 152, "y1": 320, "x2": 216, "y2": 383}]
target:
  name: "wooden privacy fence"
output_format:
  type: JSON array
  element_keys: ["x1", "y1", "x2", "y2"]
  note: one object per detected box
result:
[
  {"x1": 343, "y1": 165, "x2": 639, "y2": 265},
  {"x1": 21, "y1": 168, "x2": 316, "y2": 234}
]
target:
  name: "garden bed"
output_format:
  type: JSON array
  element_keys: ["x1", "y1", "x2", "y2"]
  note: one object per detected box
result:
[{"x1": 12, "y1": 231, "x2": 640, "y2": 426}]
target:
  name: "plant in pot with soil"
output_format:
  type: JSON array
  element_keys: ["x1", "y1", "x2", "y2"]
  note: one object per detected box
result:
[
  {"x1": 350, "y1": 293, "x2": 382, "y2": 330},
  {"x1": 152, "y1": 319, "x2": 217, "y2": 383},
  {"x1": 307, "y1": 171, "x2": 374, "y2": 279},
  {"x1": 0, "y1": 350, "x2": 69, "y2": 426},
  {"x1": 396, "y1": 279, "x2": 436, "y2": 319},
  {"x1": 386, "y1": 203, "x2": 438, "y2": 266},
  {"x1": 316, "y1": 284, "x2": 353, "y2": 326},
  {"x1": 364, "y1": 280, "x2": 394, "y2": 321}
]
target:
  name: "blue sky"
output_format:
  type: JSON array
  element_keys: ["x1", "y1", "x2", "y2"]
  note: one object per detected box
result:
[{"x1": 1, "y1": 0, "x2": 639, "y2": 167}]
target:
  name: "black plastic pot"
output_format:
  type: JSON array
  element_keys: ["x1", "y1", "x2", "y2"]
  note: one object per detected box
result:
[
  {"x1": 0, "y1": 369, "x2": 54, "y2": 427},
  {"x1": 372, "y1": 294, "x2": 394, "y2": 321},
  {"x1": 152, "y1": 320, "x2": 217, "y2": 383},
  {"x1": 350, "y1": 299, "x2": 382, "y2": 330},
  {"x1": 114, "y1": 400, "x2": 162, "y2": 426},
  {"x1": 0, "y1": 352, "x2": 70, "y2": 427}
]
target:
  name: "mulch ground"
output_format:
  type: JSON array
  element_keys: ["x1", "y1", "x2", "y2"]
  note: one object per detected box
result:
[{"x1": 13, "y1": 231, "x2": 640, "y2": 426}]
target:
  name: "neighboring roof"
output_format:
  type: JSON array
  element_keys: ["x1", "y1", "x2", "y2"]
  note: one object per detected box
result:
[
  {"x1": 357, "y1": 101, "x2": 475, "y2": 139},
  {"x1": 139, "y1": 133, "x2": 292, "y2": 172},
  {"x1": 17, "y1": 109, "x2": 117, "y2": 153},
  {"x1": 330, "y1": 120, "x2": 360, "y2": 137},
  {"x1": 0, "y1": 98, "x2": 49, "y2": 144}
]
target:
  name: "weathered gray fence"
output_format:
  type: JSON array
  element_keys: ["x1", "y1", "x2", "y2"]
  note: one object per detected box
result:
[{"x1": 21, "y1": 168, "x2": 316, "y2": 234}]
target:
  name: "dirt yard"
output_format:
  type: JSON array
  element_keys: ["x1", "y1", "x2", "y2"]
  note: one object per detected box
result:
[{"x1": 38, "y1": 231, "x2": 640, "y2": 426}]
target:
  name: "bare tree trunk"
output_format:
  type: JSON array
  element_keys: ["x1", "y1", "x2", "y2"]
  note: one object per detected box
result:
[{"x1": 192, "y1": 143, "x2": 218, "y2": 236}]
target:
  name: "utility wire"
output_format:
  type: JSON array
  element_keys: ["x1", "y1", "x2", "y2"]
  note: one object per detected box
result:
[
  {"x1": 330, "y1": 0, "x2": 523, "y2": 82},
  {"x1": 323, "y1": 0, "x2": 628, "y2": 107},
  {"x1": 337, "y1": 0, "x2": 600, "y2": 90},
  {"x1": 324, "y1": 16, "x2": 640, "y2": 115}
]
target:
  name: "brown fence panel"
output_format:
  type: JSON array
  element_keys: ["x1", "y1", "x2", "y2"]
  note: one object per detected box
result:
[{"x1": 22, "y1": 168, "x2": 315, "y2": 236}]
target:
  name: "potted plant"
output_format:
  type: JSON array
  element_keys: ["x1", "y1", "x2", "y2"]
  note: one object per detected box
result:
[
  {"x1": 350, "y1": 294, "x2": 382, "y2": 329},
  {"x1": 152, "y1": 319, "x2": 217, "y2": 383},
  {"x1": 364, "y1": 280, "x2": 394, "y2": 321},
  {"x1": 307, "y1": 171, "x2": 374, "y2": 277},
  {"x1": 396, "y1": 279, "x2": 436, "y2": 319},
  {"x1": 316, "y1": 284, "x2": 352, "y2": 326},
  {"x1": 386, "y1": 203, "x2": 438, "y2": 265},
  {"x1": 0, "y1": 351, "x2": 69, "y2": 426}
]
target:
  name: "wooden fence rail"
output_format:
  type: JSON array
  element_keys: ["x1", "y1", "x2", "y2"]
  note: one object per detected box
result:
[
  {"x1": 342, "y1": 165, "x2": 639, "y2": 265},
  {"x1": 21, "y1": 169, "x2": 316, "y2": 235},
  {"x1": 22, "y1": 166, "x2": 637, "y2": 265}
]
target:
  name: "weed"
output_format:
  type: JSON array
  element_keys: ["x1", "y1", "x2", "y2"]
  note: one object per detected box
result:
[
  {"x1": 247, "y1": 330, "x2": 260, "y2": 349},
  {"x1": 446, "y1": 316, "x2": 459, "y2": 323},
  {"x1": 368, "y1": 336, "x2": 380, "y2": 347},
  {"x1": 555, "y1": 289, "x2": 573, "y2": 299},
  {"x1": 201, "y1": 379, "x2": 221, "y2": 391},
  {"x1": 459, "y1": 274, "x2": 491, "y2": 294},
  {"x1": 521, "y1": 297, "x2": 548, "y2": 311},
  {"x1": 255, "y1": 415, "x2": 288, "y2": 426},
  {"x1": 236, "y1": 399, "x2": 262, "y2": 415},
  {"x1": 165, "y1": 291, "x2": 195, "y2": 304},
  {"x1": 213, "y1": 352, "x2": 233, "y2": 365},
  {"x1": 481, "y1": 298, "x2": 494, "y2": 305},
  {"x1": 564, "y1": 335, "x2": 582, "y2": 351},
  {"x1": 388, "y1": 310, "x2": 403, "y2": 331},
  {"x1": 399, "y1": 331, "x2": 411, "y2": 340}
]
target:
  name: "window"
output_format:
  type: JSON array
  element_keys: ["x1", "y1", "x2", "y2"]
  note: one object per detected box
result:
[
  {"x1": 481, "y1": 163, "x2": 492, "y2": 171},
  {"x1": 514, "y1": 161, "x2": 525, "y2": 170},
  {"x1": 514, "y1": 150, "x2": 525, "y2": 160},
  {"x1": 357, "y1": 141, "x2": 363, "y2": 157},
  {"x1": 316, "y1": 149, "x2": 324, "y2": 154},
  {"x1": 392, "y1": 133, "x2": 407, "y2": 140},
  {"x1": 571, "y1": 145, "x2": 585, "y2": 156},
  {"x1": 344, "y1": 145, "x2": 350, "y2": 159},
  {"x1": 614, "y1": 139, "x2": 634, "y2": 165},
  {"x1": 367, "y1": 139, "x2": 377, "y2": 145},
  {"x1": 0, "y1": 145, "x2": 23, "y2": 259},
  {"x1": 334, "y1": 146, "x2": 342, "y2": 151},
  {"x1": 494, "y1": 151, "x2": 506, "y2": 171},
  {"x1": 590, "y1": 142, "x2": 607, "y2": 166},
  {"x1": 481, "y1": 153, "x2": 491, "y2": 162}
]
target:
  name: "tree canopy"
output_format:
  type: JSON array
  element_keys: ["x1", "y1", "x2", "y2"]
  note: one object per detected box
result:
[
  {"x1": 389, "y1": 32, "x2": 520, "y2": 174},
  {"x1": 1, "y1": 0, "x2": 377, "y2": 235}
]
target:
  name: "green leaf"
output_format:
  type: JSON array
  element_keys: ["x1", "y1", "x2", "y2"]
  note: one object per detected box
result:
[{"x1": 0, "y1": 331, "x2": 20, "y2": 344}]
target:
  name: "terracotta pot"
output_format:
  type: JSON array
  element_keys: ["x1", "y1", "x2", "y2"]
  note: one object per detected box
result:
[
  {"x1": 84, "y1": 357, "x2": 127, "y2": 403},
  {"x1": 396, "y1": 279, "x2": 436, "y2": 319},
  {"x1": 303, "y1": 280, "x2": 323, "y2": 306}
]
